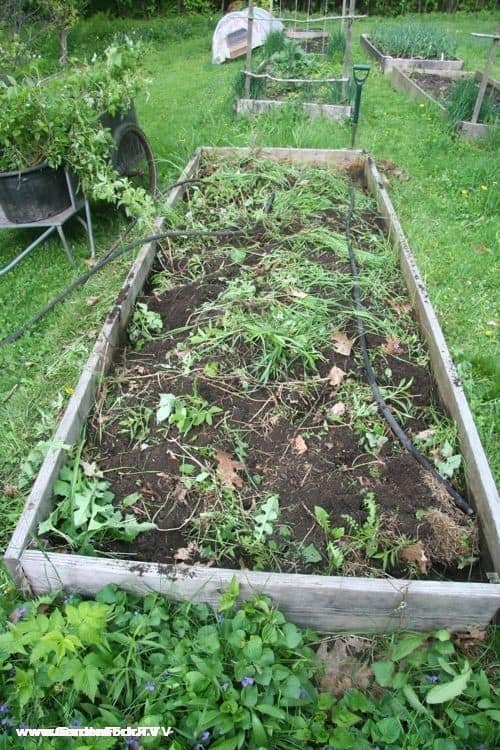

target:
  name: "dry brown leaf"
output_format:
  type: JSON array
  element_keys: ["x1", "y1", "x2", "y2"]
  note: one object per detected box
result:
[
  {"x1": 292, "y1": 435, "x2": 308, "y2": 454},
  {"x1": 3, "y1": 483, "x2": 19, "y2": 498},
  {"x1": 474, "y1": 244, "x2": 487, "y2": 254},
  {"x1": 316, "y1": 639, "x2": 373, "y2": 697},
  {"x1": 173, "y1": 541, "x2": 200, "y2": 562},
  {"x1": 453, "y1": 626, "x2": 487, "y2": 654},
  {"x1": 172, "y1": 483, "x2": 188, "y2": 503},
  {"x1": 84, "y1": 258, "x2": 97, "y2": 268},
  {"x1": 381, "y1": 337, "x2": 404, "y2": 356},
  {"x1": 215, "y1": 449, "x2": 244, "y2": 488},
  {"x1": 415, "y1": 428, "x2": 435, "y2": 442},
  {"x1": 327, "y1": 366, "x2": 346, "y2": 388},
  {"x1": 287, "y1": 287, "x2": 308, "y2": 299},
  {"x1": 400, "y1": 541, "x2": 430, "y2": 575},
  {"x1": 388, "y1": 299, "x2": 413, "y2": 316},
  {"x1": 85, "y1": 296, "x2": 99, "y2": 307},
  {"x1": 80, "y1": 460, "x2": 104, "y2": 478},
  {"x1": 332, "y1": 331, "x2": 353, "y2": 357},
  {"x1": 328, "y1": 402, "x2": 346, "y2": 419}
]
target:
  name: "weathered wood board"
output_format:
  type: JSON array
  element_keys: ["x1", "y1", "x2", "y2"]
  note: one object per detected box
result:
[
  {"x1": 6, "y1": 147, "x2": 500, "y2": 632},
  {"x1": 234, "y1": 98, "x2": 351, "y2": 120},
  {"x1": 361, "y1": 34, "x2": 464, "y2": 74}
]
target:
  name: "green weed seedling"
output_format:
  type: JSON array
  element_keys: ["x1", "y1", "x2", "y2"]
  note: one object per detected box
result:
[
  {"x1": 128, "y1": 302, "x2": 163, "y2": 350},
  {"x1": 156, "y1": 389, "x2": 222, "y2": 436},
  {"x1": 38, "y1": 452, "x2": 155, "y2": 553},
  {"x1": 118, "y1": 405, "x2": 153, "y2": 445}
]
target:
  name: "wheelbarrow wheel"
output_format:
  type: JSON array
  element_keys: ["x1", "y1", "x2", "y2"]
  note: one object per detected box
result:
[{"x1": 112, "y1": 123, "x2": 157, "y2": 197}]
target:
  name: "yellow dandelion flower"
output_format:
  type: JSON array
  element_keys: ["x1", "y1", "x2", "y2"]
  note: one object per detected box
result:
[
  {"x1": 64, "y1": 387, "x2": 74, "y2": 396},
  {"x1": 480, "y1": 185, "x2": 488, "y2": 190}
]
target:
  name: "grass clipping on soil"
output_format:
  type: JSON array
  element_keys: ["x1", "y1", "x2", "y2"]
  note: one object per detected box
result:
[{"x1": 39, "y1": 154, "x2": 479, "y2": 580}]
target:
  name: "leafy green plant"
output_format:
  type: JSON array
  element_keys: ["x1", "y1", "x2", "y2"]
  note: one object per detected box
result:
[
  {"x1": 128, "y1": 302, "x2": 163, "y2": 349},
  {"x1": 118, "y1": 404, "x2": 153, "y2": 443},
  {"x1": 0, "y1": 581, "x2": 498, "y2": 750},
  {"x1": 38, "y1": 452, "x2": 155, "y2": 552},
  {"x1": 0, "y1": 40, "x2": 155, "y2": 220},
  {"x1": 156, "y1": 390, "x2": 222, "y2": 435}
]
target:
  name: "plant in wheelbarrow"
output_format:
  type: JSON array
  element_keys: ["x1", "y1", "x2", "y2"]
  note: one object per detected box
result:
[{"x1": 0, "y1": 38, "x2": 157, "y2": 225}]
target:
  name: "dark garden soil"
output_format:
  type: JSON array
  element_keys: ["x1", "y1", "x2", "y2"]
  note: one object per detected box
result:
[
  {"x1": 52, "y1": 156, "x2": 482, "y2": 581},
  {"x1": 410, "y1": 72, "x2": 457, "y2": 103},
  {"x1": 409, "y1": 72, "x2": 499, "y2": 115}
]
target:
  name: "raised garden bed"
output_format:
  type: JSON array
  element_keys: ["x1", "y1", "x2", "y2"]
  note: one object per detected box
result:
[
  {"x1": 391, "y1": 68, "x2": 499, "y2": 140},
  {"x1": 235, "y1": 34, "x2": 351, "y2": 121},
  {"x1": 284, "y1": 28, "x2": 330, "y2": 54},
  {"x1": 5, "y1": 148, "x2": 500, "y2": 633},
  {"x1": 360, "y1": 34, "x2": 464, "y2": 75}
]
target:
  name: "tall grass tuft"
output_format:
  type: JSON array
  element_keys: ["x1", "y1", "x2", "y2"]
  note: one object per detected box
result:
[
  {"x1": 370, "y1": 22, "x2": 457, "y2": 60},
  {"x1": 263, "y1": 29, "x2": 287, "y2": 58},
  {"x1": 446, "y1": 78, "x2": 499, "y2": 128},
  {"x1": 326, "y1": 30, "x2": 346, "y2": 61}
]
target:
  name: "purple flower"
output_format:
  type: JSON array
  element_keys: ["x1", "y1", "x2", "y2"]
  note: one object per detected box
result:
[
  {"x1": 145, "y1": 681, "x2": 155, "y2": 692},
  {"x1": 220, "y1": 681, "x2": 229, "y2": 691},
  {"x1": 194, "y1": 745, "x2": 204, "y2": 750},
  {"x1": 133, "y1": 610, "x2": 140, "y2": 617},
  {"x1": 161, "y1": 670, "x2": 170, "y2": 680},
  {"x1": 10, "y1": 606, "x2": 27, "y2": 623},
  {"x1": 0, "y1": 705, "x2": 11, "y2": 714},
  {"x1": 1, "y1": 719, "x2": 13, "y2": 727},
  {"x1": 70, "y1": 720, "x2": 82, "y2": 728},
  {"x1": 240, "y1": 676, "x2": 254, "y2": 688},
  {"x1": 199, "y1": 731, "x2": 210, "y2": 742},
  {"x1": 299, "y1": 688, "x2": 307, "y2": 699},
  {"x1": 425, "y1": 674, "x2": 439, "y2": 683},
  {"x1": 216, "y1": 614, "x2": 224, "y2": 624},
  {"x1": 124, "y1": 740, "x2": 140, "y2": 750}
]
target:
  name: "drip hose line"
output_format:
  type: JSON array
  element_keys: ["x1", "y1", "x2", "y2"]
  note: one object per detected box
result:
[
  {"x1": 0, "y1": 186, "x2": 276, "y2": 349},
  {"x1": 345, "y1": 183, "x2": 473, "y2": 516},
  {"x1": 0, "y1": 226, "x2": 256, "y2": 349}
]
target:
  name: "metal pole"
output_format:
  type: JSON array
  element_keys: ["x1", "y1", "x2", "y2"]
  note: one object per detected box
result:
[
  {"x1": 342, "y1": 0, "x2": 355, "y2": 103},
  {"x1": 244, "y1": 0, "x2": 254, "y2": 100},
  {"x1": 471, "y1": 29, "x2": 499, "y2": 124}
]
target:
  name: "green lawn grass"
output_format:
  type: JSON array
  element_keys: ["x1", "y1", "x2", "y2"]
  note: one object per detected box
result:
[{"x1": 0, "y1": 11, "x2": 498, "y2": 556}]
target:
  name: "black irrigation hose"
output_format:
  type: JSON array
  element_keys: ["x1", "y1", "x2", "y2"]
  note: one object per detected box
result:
[
  {"x1": 0, "y1": 226, "x2": 254, "y2": 349},
  {"x1": 345, "y1": 183, "x2": 474, "y2": 516}
]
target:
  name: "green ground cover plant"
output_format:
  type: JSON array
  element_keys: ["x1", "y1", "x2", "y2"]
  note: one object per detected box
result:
[{"x1": 0, "y1": 580, "x2": 498, "y2": 749}]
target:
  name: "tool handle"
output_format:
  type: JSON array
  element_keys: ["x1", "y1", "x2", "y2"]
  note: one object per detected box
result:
[{"x1": 353, "y1": 64, "x2": 371, "y2": 86}]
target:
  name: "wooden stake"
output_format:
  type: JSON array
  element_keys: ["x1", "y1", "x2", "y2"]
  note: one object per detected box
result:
[
  {"x1": 342, "y1": 0, "x2": 355, "y2": 102},
  {"x1": 471, "y1": 29, "x2": 499, "y2": 124},
  {"x1": 245, "y1": 1, "x2": 254, "y2": 99}
]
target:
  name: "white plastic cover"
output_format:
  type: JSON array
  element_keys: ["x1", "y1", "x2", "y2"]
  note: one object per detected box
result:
[{"x1": 212, "y1": 8, "x2": 284, "y2": 64}]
